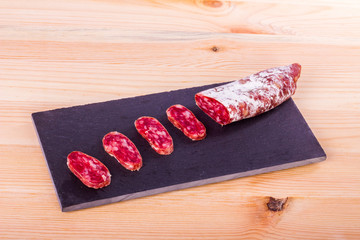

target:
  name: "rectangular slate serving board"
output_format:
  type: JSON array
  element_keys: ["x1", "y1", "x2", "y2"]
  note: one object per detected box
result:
[{"x1": 32, "y1": 82, "x2": 326, "y2": 212}]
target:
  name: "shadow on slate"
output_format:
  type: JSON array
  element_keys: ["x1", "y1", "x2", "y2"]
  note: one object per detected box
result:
[{"x1": 32, "y1": 82, "x2": 326, "y2": 212}]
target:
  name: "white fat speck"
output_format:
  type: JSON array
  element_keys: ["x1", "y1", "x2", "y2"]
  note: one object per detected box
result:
[
  {"x1": 156, "y1": 130, "x2": 167, "y2": 137},
  {"x1": 120, "y1": 139, "x2": 130, "y2": 148},
  {"x1": 88, "y1": 159, "x2": 97, "y2": 169},
  {"x1": 128, "y1": 147, "x2": 135, "y2": 153},
  {"x1": 183, "y1": 111, "x2": 191, "y2": 118},
  {"x1": 149, "y1": 126, "x2": 157, "y2": 132}
]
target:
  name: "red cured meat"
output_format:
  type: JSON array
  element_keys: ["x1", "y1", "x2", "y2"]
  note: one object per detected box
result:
[
  {"x1": 134, "y1": 116, "x2": 174, "y2": 155},
  {"x1": 195, "y1": 63, "x2": 301, "y2": 125},
  {"x1": 166, "y1": 104, "x2": 206, "y2": 141},
  {"x1": 103, "y1": 131, "x2": 142, "y2": 171},
  {"x1": 67, "y1": 151, "x2": 111, "y2": 189}
]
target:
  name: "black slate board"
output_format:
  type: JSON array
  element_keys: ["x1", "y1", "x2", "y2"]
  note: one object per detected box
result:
[{"x1": 32, "y1": 82, "x2": 326, "y2": 212}]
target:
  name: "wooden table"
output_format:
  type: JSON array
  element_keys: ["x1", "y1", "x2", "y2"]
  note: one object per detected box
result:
[{"x1": 1, "y1": 0, "x2": 359, "y2": 239}]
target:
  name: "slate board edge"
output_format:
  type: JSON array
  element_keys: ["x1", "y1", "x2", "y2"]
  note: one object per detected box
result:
[
  {"x1": 63, "y1": 155, "x2": 326, "y2": 212},
  {"x1": 31, "y1": 116, "x2": 63, "y2": 211},
  {"x1": 287, "y1": 95, "x2": 327, "y2": 159},
  {"x1": 31, "y1": 83, "x2": 230, "y2": 116}
]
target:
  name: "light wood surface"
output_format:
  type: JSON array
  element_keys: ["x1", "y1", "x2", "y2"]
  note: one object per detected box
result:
[{"x1": 1, "y1": 0, "x2": 359, "y2": 239}]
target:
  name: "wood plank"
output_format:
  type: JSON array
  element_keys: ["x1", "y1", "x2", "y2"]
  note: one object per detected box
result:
[
  {"x1": 0, "y1": 0, "x2": 359, "y2": 44},
  {"x1": 0, "y1": 0, "x2": 359, "y2": 238}
]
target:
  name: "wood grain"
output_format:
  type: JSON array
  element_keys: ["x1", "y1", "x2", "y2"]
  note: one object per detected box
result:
[{"x1": 1, "y1": 0, "x2": 359, "y2": 238}]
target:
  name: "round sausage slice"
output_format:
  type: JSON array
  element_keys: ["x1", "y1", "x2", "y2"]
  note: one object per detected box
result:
[
  {"x1": 166, "y1": 104, "x2": 206, "y2": 141},
  {"x1": 103, "y1": 131, "x2": 142, "y2": 171},
  {"x1": 135, "y1": 116, "x2": 174, "y2": 155},
  {"x1": 67, "y1": 151, "x2": 111, "y2": 189}
]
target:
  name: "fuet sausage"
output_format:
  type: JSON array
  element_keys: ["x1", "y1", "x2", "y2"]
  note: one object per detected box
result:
[{"x1": 195, "y1": 63, "x2": 301, "y2": 125}]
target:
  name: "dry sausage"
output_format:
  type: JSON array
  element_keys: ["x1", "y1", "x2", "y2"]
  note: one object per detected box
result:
[
  {"x1": 67, "y1": 151, "x2": 111, "y2": 189},
  {"x1": 103, "y1": 131, "x2": 142, "y2": 171},
  {"x1": 166, "y1": 104, "x2": 206, "y2": 141},
  {"x1": 135, "y1": 116, "x2": 174, "y2": 155},
  {"x1": 195, "y1": 63, "x2": 301, "y2": 125}
]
